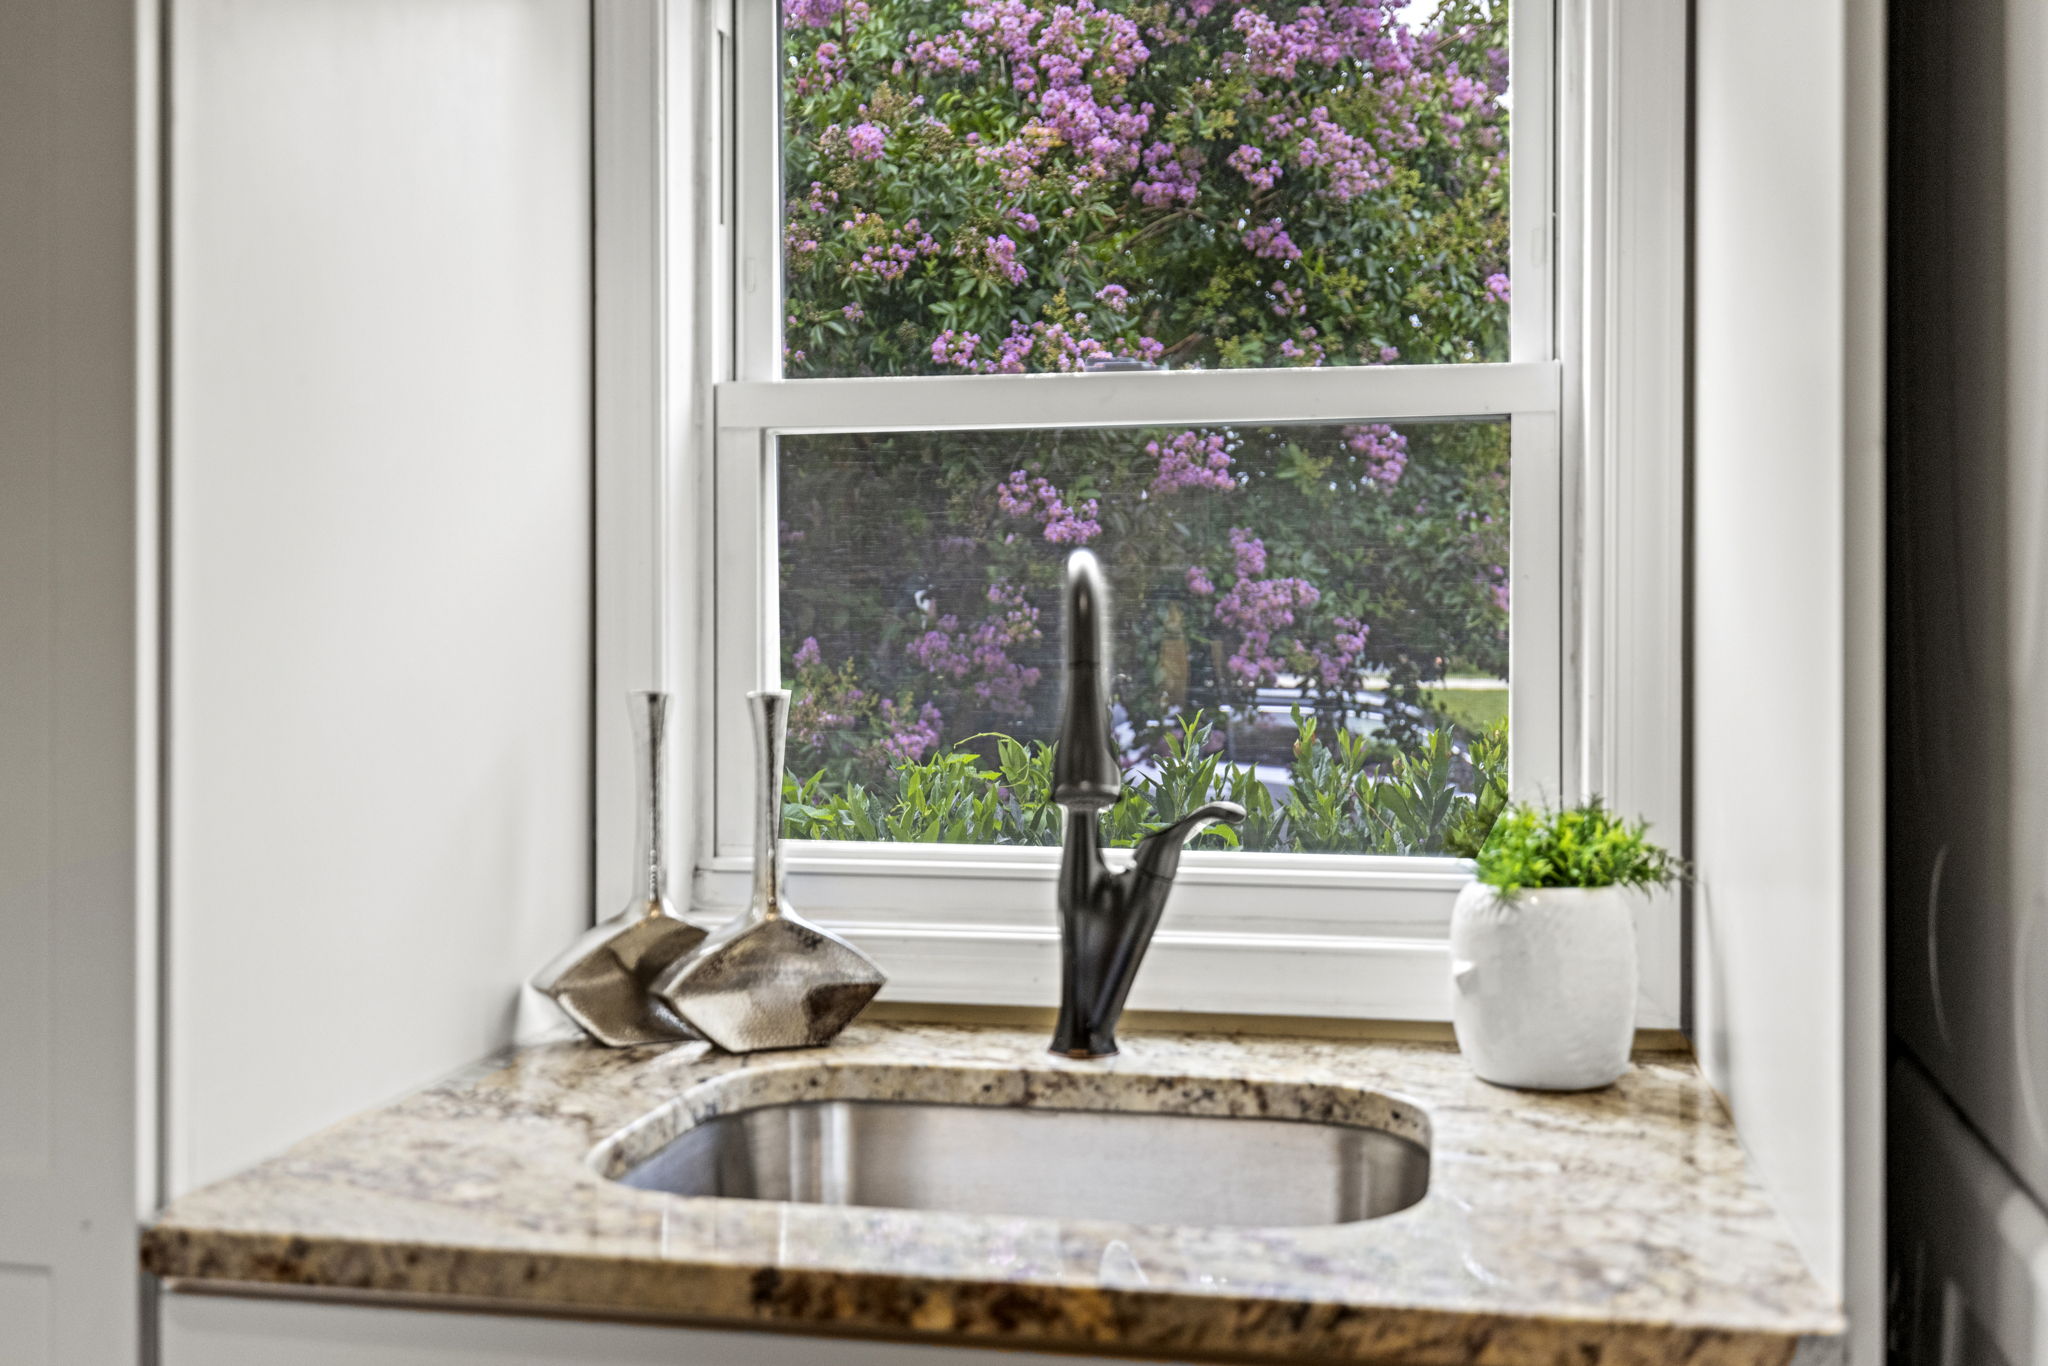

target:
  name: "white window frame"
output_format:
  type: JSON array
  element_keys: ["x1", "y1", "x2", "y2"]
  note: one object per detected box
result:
[{"x1": 592, "y1": 0, "x2": 1686, "y2": 1026}]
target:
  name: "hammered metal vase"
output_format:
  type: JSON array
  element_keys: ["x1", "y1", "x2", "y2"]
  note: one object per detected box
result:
[
  {"x1": 530, "y1": 692, "x2": 705, "y2": 1047},
  {"x1": 650, "y1": 690, "x2": 885, "y2": 1052}
]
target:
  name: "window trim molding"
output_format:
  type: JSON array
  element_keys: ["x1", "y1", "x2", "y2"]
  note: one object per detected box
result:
[
  {"x1": 592, "y1": 0, "x2": 719, "y2": 920},
  {"x1": 593, "y1": 0, "x2": 1689, "y2": 1027},
  {"x1": 1558, "y1": 0, "x2": 1690, "y2": 1025}
]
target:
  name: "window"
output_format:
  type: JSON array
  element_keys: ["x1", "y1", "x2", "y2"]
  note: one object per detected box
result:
[
  {"x1": 775, "y1": 417, "x2": 1513, "y2": 858},
  {"x1": 595, "y1": 0, "x2": 1685, "y2": 1022}
]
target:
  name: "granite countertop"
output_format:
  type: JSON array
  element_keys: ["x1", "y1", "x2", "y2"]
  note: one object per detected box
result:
[{"x1": 142, "y1": 1022, "x2": 1843, "y2": 1364}]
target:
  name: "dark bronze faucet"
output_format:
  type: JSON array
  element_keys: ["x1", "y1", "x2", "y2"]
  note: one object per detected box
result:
[{"x1": 1051, "y1": 549, "x2": 1244, "y2": 1058}]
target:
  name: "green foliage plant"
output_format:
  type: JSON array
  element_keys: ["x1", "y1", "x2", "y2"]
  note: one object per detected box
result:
[
  {"x1": 1442, "y1": 722, "x2": 1508, "y2": 858},
  {"x1": 1473, "y1": 798, "x2": 1678, "y2": 899},
  {"x1": 783, "y1": 712, "x2": 1509, "y2": 858}
]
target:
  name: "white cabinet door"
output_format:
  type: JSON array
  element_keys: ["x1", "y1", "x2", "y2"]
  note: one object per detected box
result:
[
  {"x1": 161, "y1": 1294, "x2": 1164, "y2": 1366},
  {"x1": 0, "y1": 0, "x2": 153, "y2": 1362}
]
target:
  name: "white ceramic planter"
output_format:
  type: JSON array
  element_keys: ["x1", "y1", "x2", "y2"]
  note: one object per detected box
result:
[{"x1": 1448, "y1": 881, "x2": 1639, "y2": 1090}]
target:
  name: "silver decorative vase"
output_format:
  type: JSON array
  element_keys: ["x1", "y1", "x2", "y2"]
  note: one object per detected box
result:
[
  {"x1": 650, "y1": 690, "x2": 885, "y2": 1052},
  {"x1": 531, "y1": 692, "x2": 705, "y2": 1046}
]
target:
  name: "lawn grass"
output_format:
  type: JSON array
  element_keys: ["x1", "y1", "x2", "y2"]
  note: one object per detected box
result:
[{"x1": 1423, "y1": 685, "x2": 1509, "y2": 733}]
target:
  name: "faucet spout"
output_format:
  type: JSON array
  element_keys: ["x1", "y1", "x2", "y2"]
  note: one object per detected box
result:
[
  {"x1": 1128, "y1": 801, "x2": 1246, "y2": 885},
  {"x1": 1048, "y1": 550, "x2": 1245, "y2": 1059}
]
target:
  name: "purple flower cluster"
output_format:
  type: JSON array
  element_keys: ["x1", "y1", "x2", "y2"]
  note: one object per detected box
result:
[
  {"x1": 997, "y1": 469, "x2": 1102, "y2": 543},
  {"x1": 1278, "y1": 327, "x2": 1325, "y2": 364},
  {"x1": 792, "y1": 39, "x2": 847, "y2": 94},
  {"x1": 1226, "y1": 143, "x2": 1281, "y2": 192},
  {"x1": 1485, "y1": 272, "x2": 1511, "y2": 304},
  {"x1": 1134, "y1": 139, "x2": 1202, "y2": 207},
  {"x1": 975, "y1": 233, "x2": 1028, "y2": 285},
  {"x1": 876, "y1": 697, "x2": 944, "y2": 762},
  {"x1": 786, "y1": 634, "x2": 956, "y2": 769},
  {"x1": 1213, "y1": 529, "x2": 1323, "y2": 684},
  {"x1": 1233, "y1": 2, "x2": 1426, "y2": 81},
  {"x1": 1272, "y1": 106, "x2": 1392, "y2": 201},
  {"x1": 786, "y1": 638, "x2": 875, "y2": 749},
  {"x1": 956, "y1": 0, "x2": 1149, "y2": 91},
  {"x1": 1243, "y1": 217, "x2": 1302, "y2": 261},
  {"x1": 906, "y1": 581, "x2": 1045, "y2": 716},
  {"x1": 1341, "y1": 423, "x2": 1409, "y2": 486},
  {"x1": 908, "y1": 32, "x2": 982, "y2": 73},
  {"x1": 1317, "y1": 617, "x2": 1370, "y2": 688},
  {"x1": 931, "y1": 329, "x2": 982, "y2": 367},
  {"x1": 1035, "y1": 85, "x2": 1152, "y2": 178},
  {"x1": 1231, "y1": 525, "x2": 1266, "y2": 576},
  {"x1": 846, "y1": 121, "x2": 888, "y2": 160},
  {"x1": 932, "y1": 319, "x2": 1159, "y2": 374},
  {"x1": 893, "y1": 0, "x2": 1160, "y2": 202},
  {"x1": 839, "y1": 211, "x2": 940, "y2": 281},
  {"x1": 783, "y1": 0, "x2": 866, "y2": 31},
  {"x1": 1148, "y1": 429, "x2": 1235, "y2": 493}
]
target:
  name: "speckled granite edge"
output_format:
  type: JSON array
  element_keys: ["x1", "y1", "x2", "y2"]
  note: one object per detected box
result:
[{"x1": 142, "y1": 1023, "x2": 1845, "y2": 1365}]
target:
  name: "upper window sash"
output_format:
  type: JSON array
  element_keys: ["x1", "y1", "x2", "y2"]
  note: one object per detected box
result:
[{"x1": 727, "y1": 0, "x2": 1555, "y2": 388}]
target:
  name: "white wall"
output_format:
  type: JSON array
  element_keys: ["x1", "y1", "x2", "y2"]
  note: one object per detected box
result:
[
  {"x1": 0, "y1": 0, "x2": 154, "y2": 1359},
  {"x1": 1690, "y1": 0, "x2": 1884, "y2": 1360},
  {"x1": 166, "y1": 0, "x2": 594, "y2": 1193}
]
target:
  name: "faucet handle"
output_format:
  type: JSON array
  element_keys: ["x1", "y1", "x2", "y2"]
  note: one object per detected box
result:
[
  {"x1": 1052, "y1": 550, "x2": 1122, "y2": 810},
  {"x1": 1129, "y1": 801, "x2": 1247, "y2": 885}
]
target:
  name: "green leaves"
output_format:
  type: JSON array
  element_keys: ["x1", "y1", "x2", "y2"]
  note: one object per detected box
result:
[
  {"x1": 1473, "y1": 797, "x2": 1679, "y2": 897},
  {"x1": 780, "y1": 712, "x2": 1509, "y2": 858},
  {"x1": 1442, "y1": 721, "x2": 1508, "y2": 859}
]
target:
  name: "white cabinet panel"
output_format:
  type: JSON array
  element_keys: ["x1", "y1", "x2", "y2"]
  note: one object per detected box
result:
[
  {"x1": 161, "y1": 1294, "x2": 1164, "y2": 1366},
  {"x1": 0, "y1": 0, "x2": 152, "y2": 1360},
  {"x1": 0, "y1": 1267, "x2": 53, "y2": 1366}
]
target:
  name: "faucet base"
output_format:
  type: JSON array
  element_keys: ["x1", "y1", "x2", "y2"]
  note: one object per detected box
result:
[{"x1": 1051, "y1": 1044, "x2": 1118, "y2": 1060}]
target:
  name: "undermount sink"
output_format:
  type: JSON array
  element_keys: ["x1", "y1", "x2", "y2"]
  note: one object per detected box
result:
[{"x1": 616, "y1": 1098, "x2": 1430, "y2": 1228}]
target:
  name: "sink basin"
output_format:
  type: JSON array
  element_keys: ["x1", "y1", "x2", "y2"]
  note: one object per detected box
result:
[{"x1": 617, "y1": 1098, "x2": 1429, "y2": 1227}]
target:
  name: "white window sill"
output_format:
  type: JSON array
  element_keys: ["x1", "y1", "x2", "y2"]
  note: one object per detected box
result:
[
  {"x1": 695, "y1": 843, "x2": 1470, "y2": 1022},
  {"x1": 693, "y1": 842, "x2": 1680, "y2": 1027}
]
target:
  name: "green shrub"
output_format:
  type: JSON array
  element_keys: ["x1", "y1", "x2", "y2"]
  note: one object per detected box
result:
[
  {"x1": 1473, "y1": 798, "x2": 1677, "y2": 897},
  {"x1": 784, "y1": 712, "x2": 1507, "y2": 858}
]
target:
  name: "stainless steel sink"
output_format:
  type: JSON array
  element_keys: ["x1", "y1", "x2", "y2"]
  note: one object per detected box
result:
[{"x1": 618, "y1": 1100, "x2": 1429, "y2": 1227}]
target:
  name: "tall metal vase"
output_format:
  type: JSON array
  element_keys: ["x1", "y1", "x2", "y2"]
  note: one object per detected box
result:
[
  {"x1": 530, "y1": 692, "x2": 706, "y2": 1046},
  {"x1": 649, "y1": 690, "x2": 885, "y2": 1052}
]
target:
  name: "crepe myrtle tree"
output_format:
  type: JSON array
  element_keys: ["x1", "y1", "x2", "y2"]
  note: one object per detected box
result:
[
  {"x1": 782, "y1": 0, "x2": 1510, "y2": 375},
  {"x1": 774, "y1": 0, "x2": 1512, "y2": 834}
]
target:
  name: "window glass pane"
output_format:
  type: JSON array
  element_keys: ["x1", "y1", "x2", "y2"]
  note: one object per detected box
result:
[
  {"x1": 778, "y1": 418, "x2": 1509, "y2": 854},
  {"x1": 779, "y1": 0, "x2": 1511, "y2": 378}
]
